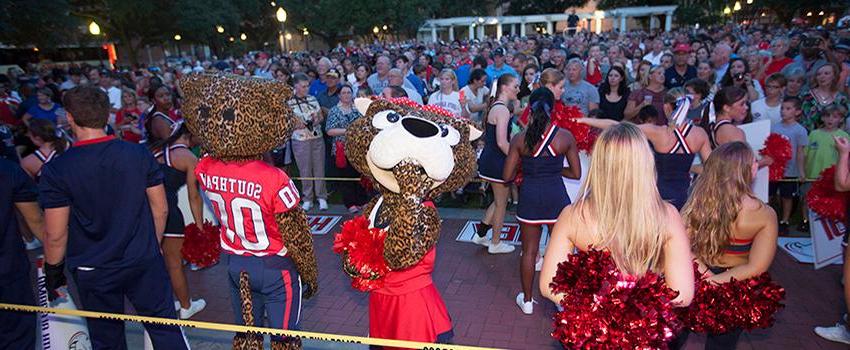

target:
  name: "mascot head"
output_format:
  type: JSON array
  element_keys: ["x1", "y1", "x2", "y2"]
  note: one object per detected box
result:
[
  {"x1": 346, "y1": 97, "x2": 482, "y2": 197},
  {"x1": 179, "y1": 73, "x2": 293, "y2": 160}
]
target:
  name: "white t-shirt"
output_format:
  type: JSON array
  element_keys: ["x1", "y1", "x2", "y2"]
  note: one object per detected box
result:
[
  {"x1": 750, "y1": 98, "x2": 782, "y2": 126},
  {"x1": 427, "y1": 91, "x2": 463, "y2": 117},
  {"x1": 643, "y1": 51, "x2": 665, "y2": 66},
  {"x1": 459, "y1": 85, "x2": 490, "y2": 123},
  {"x1": 102, "y1": 86, "x2": 122, "y2": 110}
]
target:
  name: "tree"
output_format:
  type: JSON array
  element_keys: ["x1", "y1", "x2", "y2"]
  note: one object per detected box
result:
[
  {"x1": 0, "y1": 0, "x2": 80, "y2": 49},
  {"x1": 504, "y1": 0, "x2": 591, "y2": 15}
]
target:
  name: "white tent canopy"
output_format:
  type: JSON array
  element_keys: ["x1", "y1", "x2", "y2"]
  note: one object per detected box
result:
[{"x1": 419, "y1": 5, "x2": 678, "y2": 42}]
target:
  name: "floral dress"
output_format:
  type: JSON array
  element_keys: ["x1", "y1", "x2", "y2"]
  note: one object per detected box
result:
[{"x1": 801, "y1": 91, "x2": 850, "y2": 131}]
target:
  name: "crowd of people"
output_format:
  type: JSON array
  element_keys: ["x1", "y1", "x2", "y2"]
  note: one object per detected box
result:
[{"x1": 2, "y1": 17, "x2": 850, "y2": 349}]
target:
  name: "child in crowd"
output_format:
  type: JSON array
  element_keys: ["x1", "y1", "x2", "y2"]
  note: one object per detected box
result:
[
  {"x1": 803, "y1": 104, "x2": 850, "y2": 231},
  {"x1": 769, "y1": 97, "x2": 807, "y2": 234}
]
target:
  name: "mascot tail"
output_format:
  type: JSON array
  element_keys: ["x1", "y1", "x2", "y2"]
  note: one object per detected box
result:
[{"x1": 232, "y1": 271, "x2": 264, "y2": 350}]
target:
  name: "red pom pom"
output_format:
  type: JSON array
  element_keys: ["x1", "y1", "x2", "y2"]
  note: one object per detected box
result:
[
  {"x1": 549, "y1": 249, "x2": 682, "y2": 349},
  {"x1": 181, "y1": 221, "x2": 222, "y2": 268},
  {"x1": 679, "y1": 266, "x2": 785, "y2": 333},
  {"x1": 332, "y1": 216, "x2": 390, "y2": 292},
  {"x1": 759, "y1": 133, "x2": 792, "y2": 181},
  {"x1": 551, "y1": 103, "x2": 598, "y2": 153},
  {"x1": 806, "y1": 166, "x2": 849, "y2": 222}
]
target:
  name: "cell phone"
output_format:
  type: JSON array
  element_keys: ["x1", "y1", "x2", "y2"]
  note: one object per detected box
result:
[{"x1": 734, "y1": 73, "x2": 744, "y2": 80}]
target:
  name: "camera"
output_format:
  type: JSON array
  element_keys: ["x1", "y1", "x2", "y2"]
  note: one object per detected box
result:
[
  {"x1": 733, "y1": 73, "x2": 744, "y2": 81},
  {"x1": 305, "y1": 119, "x2": 314, "y2": 131}
]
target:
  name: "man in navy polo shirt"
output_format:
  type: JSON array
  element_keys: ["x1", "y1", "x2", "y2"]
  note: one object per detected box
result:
[
  {"x1": 40, "y1": 86, "x2": 189, "y2": 349},
  {"x1": 0, "y1": 158, "x2": 44, "y2": 350}
]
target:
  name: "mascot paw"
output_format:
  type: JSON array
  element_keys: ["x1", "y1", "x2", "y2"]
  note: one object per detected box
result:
[
  {"x1": 393, "y1": 160, "x2": 433, "y2": 197},
  {"x1": 271, "y1": 336, "x2": 303, "y2": 350},
  {"x1": 232, "y1": 333, "x2": 263, "y2": 350}
]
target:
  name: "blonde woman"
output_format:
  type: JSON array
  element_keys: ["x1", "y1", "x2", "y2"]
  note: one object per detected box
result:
[
  {"x1": 539, "y1": 123, "x2": 694, "y2": 308},
  {"x1": 427, "y1": 69, "x2": 462, "y2": 117},
  {"x1": 678, "y1": 141, "x2": 779, "y2": 349}
]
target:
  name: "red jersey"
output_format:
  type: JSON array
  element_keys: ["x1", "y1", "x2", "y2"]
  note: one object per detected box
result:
[{"x1": 196, "y1": 157, "x2": 300, "y2": 257}]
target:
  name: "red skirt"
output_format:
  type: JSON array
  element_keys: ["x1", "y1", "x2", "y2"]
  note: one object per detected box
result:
[{"x1": 368, "y1": 249, "x2": 452, "y2": 349}]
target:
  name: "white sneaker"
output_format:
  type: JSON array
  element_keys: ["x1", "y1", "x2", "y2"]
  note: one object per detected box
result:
[
  {"x1": 25, "y1": 238, "x2": 42, "y2": 250},
  {"x1": 815, "y1": 323, "x2": 850, "y2": 344},
  {"x1": 488, "y1": 242, "x2": 516, "y2": 254},
  {"x1": 515, "y1": 292, "x2": 537, "y2": 315},
  {"x1": 535, "y1": 256, "x2": 544, "y2": 272},
  {"x1": 318, "y1": 199, "x2": 328, "y2": 211},
  {"x1": 179, "y1": 299, "x2": 207, "y2": 319},
  {"x1": 174, "y1": 301, "x2": 180, "y2": 311},
  {"x1": 301, "y1": 201, "x2": 313, "y2": 211},
  {"x1": 471, "y1": 235, "x2": 489, "y2": 246}
]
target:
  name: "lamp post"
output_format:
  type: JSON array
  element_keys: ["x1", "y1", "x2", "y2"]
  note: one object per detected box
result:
[
  {"x1": 89, "y1": 21, "x2": 101, "y2": 35},
  {"x1": 303, "y1": 28, "x2": 309, "y2": 51},
  {"x1": 276, "y1": 7, "x2": 287, "y2": 53}
]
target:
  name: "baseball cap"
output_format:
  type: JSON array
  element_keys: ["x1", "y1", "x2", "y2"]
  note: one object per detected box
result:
[
  {"x1": 254, "y1": 52, "x2": 270, "y2": 60},
  {"x1": 325, "y1": 68, "x2": 341, "y2": 79},
  {"x1": 492, "y1": 48, "x2": 505, "y2": 57},
  {"x1": 673, "y1": 43, "x2": 692, "y2": 53},
  {"x1": 834, "y1": 39, "x2": 850, "y2": 52}
]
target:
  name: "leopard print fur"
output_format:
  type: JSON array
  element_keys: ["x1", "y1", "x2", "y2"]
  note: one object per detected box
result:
[
  {"x1": 179, "y1": 73, "x2": 293, "y2": 161},
  {"x1": 275, "y1": 209, "x2": 318, "y2": 298},
  {"x1": 270, "y1": 337, "x2": 303, "y2": 350},
  {"x1": 232, "y1": 271, "x2": 263, "y2": 350},
  {"x1": 345, "y1": 99, "x2": 478, "y2": 269}
]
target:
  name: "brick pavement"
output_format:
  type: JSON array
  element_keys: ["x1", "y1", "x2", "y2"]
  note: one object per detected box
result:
[
  {"x1": 27, "y1": 208, "x2": 848, "y2": 349},
  {"x1": 178, "y1": 213, "x2": 848, "y2": 350}
]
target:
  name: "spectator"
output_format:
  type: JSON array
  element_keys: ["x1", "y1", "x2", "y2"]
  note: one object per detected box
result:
[
  {"x1": 287, "y1": 73, "x2": 327, "y2": 211},
  {"x1": 801, "y1": 63, "x2": 850, "y2": 130},
  {"x1": 518, "y1": 64, "x2": 539, "y2": 103},
  {"x1": 763, "y1": 38, "x2": 794, "y2": 82},
  {"x1": 353, "y1": 63, "x2": 371, "y2": 96},
  {"x1": 22, "y1": 88, "x2": 63, "y2": 125},
  {"x1": 643, "y1": 37, "x2": 666, "y2": 66},
  {"x1": 805, "y1": 104, "x2": 849, "y2": 183},
  {"x1": 752, "y1": 73, "x2": 787, "y2": 126},
  {"x1": 253, "y1": 52, "x2": 274, "y2": 79},
  {"x1": 719, "y1": 57, "x2": 764, "y2": 101},
  {"x1": 625, "y1": 65, "x2": 667, "y2": 122},
  {"x1": 317, "y1": 68, "x2": 343, "y2": 115},
  {"x1": 684, "y1": 78, "x2": 712, "y2": 122},
  {"x1": 545, "y1": 48, "x2": 568, "y2": 72},
  {"x1": 695, "y1": 45, "x2": 710, "y2": 63},
  {"x1": 711, "y1": 43, "x2": 733, "y2": 84},
  {"x1": 785, "y1": 68, "x2": 807, "y2": 99},
  {"x1": 460, "y1": 68, "x2": 490, "y2": 123},
  {"x1": 309, "y1": 57, "x2": 332, "y2": 96},
  {"x1": 325, "y1": 84, "x2": 369, "y2": 213},
  {"x1": 567, "y1": 10, "x2": 579, "y2": 36},
  {"x1": 115, "y1": 89, "x2": 143, "y2": 143},
  {"x1": 665, "y1": 43, "x2": 697, "y2": 89},
  {"x1": 769, "y1": 96, "x2": 808, "y2": 233},
  {"x1": 561, "y1": 58, "x2": 600, "y2": 115},
  {"x1": 41, "y1": 86, "x2": 189, "y2": 349},
  {"x1": 396, "y1": 55, "x2": 425, "y2": 97},
  {"x1": 660, "y1": 53, "x2": 674, "y2": 70},
  {"x1": 388, "y1": 68, "x2": 422, "y2": 104},
  {"x1": 834, "y1": 39, "x2": 850, "y2": 94},
  {"x1": 585, "y1": 45, "x2": 604, "y2": 86},
  {"x1": 630, "y1": 60, "x2": 652, "y2": 92},
  {"x1": 20, "y1": 118, "x2": 67, "y2": 179},
  {"x1": 274, "y1": 67, "x2": 291, "y2": 85},
  {"x1": 382, "y1": 85, "x2": 408, "y2": 99},
  {"x1": 367, "y1": 55, "x2": 392, "y2": 95},
  {"x1": 59, "y1": 68, "x2": 83, "y2": 91},
  {"x1": 598, "y1": 66, "x2": 630, "y2": 121},
  {"x1": 428, "y1": 69, "x2": 462, "y2": 117},
  {"x1": 485, "y1": 48, "x2": 519, "y2": 85},
  {"x1": 98, "y1": 72, "x2": 122, "y2": 112},
  {"x1": 783, "y1": 32, "x2": 829, "y2": 86}
]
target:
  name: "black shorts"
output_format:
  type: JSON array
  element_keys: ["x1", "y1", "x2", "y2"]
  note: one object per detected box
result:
[{"x1": 769, "y1": 178, "x2": 799, "y2": 199}]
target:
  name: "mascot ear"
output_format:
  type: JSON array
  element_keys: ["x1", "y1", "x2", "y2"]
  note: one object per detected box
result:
[
  {"x1": 469, "y1": 125, "x2": 483, "y2": 141},
  {"x1": 355, "y1": 98, "x2": 373, "y2": 116}
]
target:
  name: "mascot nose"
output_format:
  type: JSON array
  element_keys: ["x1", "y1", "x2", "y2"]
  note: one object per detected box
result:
[{"x1": 401, "y1": 117, "x2": 439, "y2": 138}]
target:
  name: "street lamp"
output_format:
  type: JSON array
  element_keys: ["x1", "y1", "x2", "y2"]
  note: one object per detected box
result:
[
  {"x1": 818, "y1": 11, "x2": 824, "y2": 16},
  {"x1": 373, "y1": 26, "x2": 380, "y2": 34},
  {"x1": 382, "y1": 25, "x2": 388, "y2": 31},
  {"x1": 216, "y1": 25, "x2": 225, "y2": 33},
  {"x1": 240, "y1": 33, "x2": 247, "y2": 40},
  {"x1": 174, "y1": 34, "x2": 182, "y2": 41},
  {"x1": 285, "y1": 33, "x2": 292, "y2": 40},
  {"x1": 723, "y1": 6, "x2": 731, "y2": 14},
  {"x1": 276, "y1": 7, "x2": 287, "y2": 23},
  {"x1": 746, "y1": 0, "x2": 752, "y2": 3},
  {"x1": 270, "y1": 1, "x2": 276, "y2": 6},
  {"x1": 89, "y1": 21, "x2": 101, "y2": 35},
  {"x1": 807, "y1": 11, "x2": 813, "y2": 17},
  {"x1": 229, "y1": 37, "x2": 235, "y2": 42},
  {"x1": 733, "y1": 1, "x2": 741, "y2": 11}
]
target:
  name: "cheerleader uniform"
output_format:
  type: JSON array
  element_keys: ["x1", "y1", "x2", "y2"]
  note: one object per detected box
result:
[
  {"x1": 477, "y1": 102, "x2": 509, "y2": 183},
  {"x1": 154, "y1": 144, "x2": 188, "y2": 237},
  {"x1": 368, "y1": 197, "x2": 453, "y2": 348},
  {"x1": 516, "y1": 125, "x2": 570, "y2": 225},
  {"x1": 709, "y1": 120, "x2": 733, "y2": 149},
  {"x1": 652, "y1": 124, "x2": 696, "y2": 210},
  {"x1": 32, "y1": 149, "x2": 58, "y2": 181}
]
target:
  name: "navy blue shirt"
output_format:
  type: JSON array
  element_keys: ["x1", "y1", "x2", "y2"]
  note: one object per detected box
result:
[
  {"x1": 0, "y1": 158, "x2": 37, "y2": 279},
  {"x1": 0, "y1": 124, "x2": 17, "y2": 162},
  {"x1": 39, "y1": 136, "x2": 164, "y2": 269},
  {"x1": 664, "y1": 65, "x2": 697, "y2": 89}
]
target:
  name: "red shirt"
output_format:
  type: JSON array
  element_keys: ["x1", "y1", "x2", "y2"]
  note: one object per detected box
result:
[
  {"x1": 763, "y1": 57, "x2": 793, "y2": 81},
  {"x1": 0, "y1": 94, "x2": 21, "y2": 126},
  {"x1": 196, "y1": 157, "x2": 300, "y2": 257},
  {"x1": 116, "y1": 107, "x2": 143, "y2": 143}
]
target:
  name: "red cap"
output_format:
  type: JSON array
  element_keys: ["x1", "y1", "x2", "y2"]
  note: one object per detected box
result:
[
  {"x1": 673, "y1": 43, "x2": 691, "y2": 53},
  {"x1": 255, "y1": 52, "x2": 270, "y2": 60}
]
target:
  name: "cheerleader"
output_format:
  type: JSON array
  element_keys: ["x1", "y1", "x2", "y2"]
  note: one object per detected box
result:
[
  {"x1": 474, "y1": 74, "x2": 520, "y2": 254},
  {"x1": 679, "y1": 141, "x2": 779, "y2": 349},
  {"x1": 703, "y1": 86, "x2": 749, "y2": 148},
  {"x1": 146, "y1": 85, "x2": 182, "y2": 141},
  {"x1": 539, "y1": 123, "x2": 694, "y2": 308},
  {"x1": 146, "y1": 121, "x2": 207, "y2": 319},
  {"x1": 577, "y1": 88, "x2": 712, "y2": 210},
  {"x1": 503, "y1": 88, "x2": 581, "y2": 314},
  {"x1": 20, "y1": 119, "x2": 68, "y2": 180}
]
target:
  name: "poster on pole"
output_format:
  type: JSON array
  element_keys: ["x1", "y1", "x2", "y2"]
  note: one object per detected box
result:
[
  {"x1": 562, "y1": 152, "x2": 591, "y2": 202},
  {"x1": 807, "y1": 209, "x2": 846, "y2": 269},
  {"x1": 739, "y1": 119, "x2": 770, "y2": 202}
]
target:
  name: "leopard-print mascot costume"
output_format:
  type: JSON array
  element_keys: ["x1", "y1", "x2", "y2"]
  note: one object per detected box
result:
[
  {"x1": 179, "y1": 73, "x2": 317, "y2": 350},
  {"x1": 335, "y1": 97, "x2": 481, "y2": 347}
]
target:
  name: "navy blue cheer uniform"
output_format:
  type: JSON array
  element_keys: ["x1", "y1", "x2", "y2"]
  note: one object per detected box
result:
[
  {"x1": 477, "y1": 102, "x2": 510, "y2": 183},
  {"x1": 154, "y1": 144, "x2": 189, "y2": 238},
  {"x1": 0, "y1": 158, "x2": 38, "y2": 350},
  {"x1": 39, "y1": 135, "x2": 189, "y2": 350},
  {"x1": 516, "y1": 125, "x2": 570, "y2": 225},
  {"x1": 652, "y1": 123, "x2": 696, "y2": 210}
]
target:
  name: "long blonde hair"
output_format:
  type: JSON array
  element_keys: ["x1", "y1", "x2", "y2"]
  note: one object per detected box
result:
[
  {"x1": 575, "y1": 123, "x2": 668, "y2": 275},
  {"x1": 682, "y1": 141, "x2": 756, "y2": 265}
]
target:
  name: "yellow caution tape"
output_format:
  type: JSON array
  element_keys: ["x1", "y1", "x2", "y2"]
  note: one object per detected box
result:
[{"x1": 0, "y1": 303, "x2": 497, "y2": 350}]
